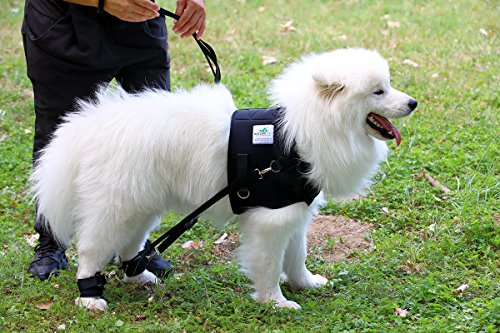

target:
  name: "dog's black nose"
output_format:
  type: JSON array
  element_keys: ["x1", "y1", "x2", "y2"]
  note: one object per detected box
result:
[{"x1": 408, "y1": 99, "x2": 418, "y2": 111}]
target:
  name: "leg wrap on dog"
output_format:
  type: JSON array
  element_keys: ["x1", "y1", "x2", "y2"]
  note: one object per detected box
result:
[
  {"x1": 77, "y1": 272, "x2": 107, "y2": 297},
  {"x1": 121, "y1": 255, "x2": 149, "y2": 277}
]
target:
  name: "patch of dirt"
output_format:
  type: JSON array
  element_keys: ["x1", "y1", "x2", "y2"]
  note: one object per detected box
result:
[
  {"x1": 307, "y1": 215, "x2": 375, "y2": 262},
  {"x1": 209, "y1": 215, "x2": 375, "y2": 264}
]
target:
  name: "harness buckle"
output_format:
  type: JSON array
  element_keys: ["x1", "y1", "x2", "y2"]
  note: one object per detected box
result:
[{"x1": 254, "y1": 160, "x2": 282, "y2": 179}]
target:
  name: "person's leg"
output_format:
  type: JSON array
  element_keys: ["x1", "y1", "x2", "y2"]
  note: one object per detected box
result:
[{"x1": 22, "y1": 1, "x2": 116, "y2": 279}]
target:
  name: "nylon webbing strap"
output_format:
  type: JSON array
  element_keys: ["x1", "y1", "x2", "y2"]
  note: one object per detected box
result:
[
  {"x1": 77, "y1": 272, "x2": 107, "y2": 297},
  {"x1": 158, "y1": 7, "x2": 221, "y2": 84}
]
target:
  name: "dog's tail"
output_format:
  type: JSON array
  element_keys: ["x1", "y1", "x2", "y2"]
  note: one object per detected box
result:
[{"x1": 30, "y1": 126, "x2": 81, "y2": 246}]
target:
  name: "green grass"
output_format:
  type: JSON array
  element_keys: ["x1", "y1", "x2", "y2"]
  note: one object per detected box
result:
[{"x1": 1, "y1": 0, "x2": 498, "y2": 332}]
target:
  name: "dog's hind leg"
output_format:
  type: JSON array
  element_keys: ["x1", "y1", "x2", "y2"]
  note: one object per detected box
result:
[
  {"x1": 282, "y1": 221, "x2": 328, "y2": 291},
  {"x1": 74, "y1": 231, "x2": 115, "y2": 311},
  {"x1": 237, "y1": 205, "x2": 310, "y2": 309}
]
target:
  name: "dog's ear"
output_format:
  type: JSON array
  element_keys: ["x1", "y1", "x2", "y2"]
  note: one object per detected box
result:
[{"x1": 313, "y1": 74, "x2": 345, "y2": 102}]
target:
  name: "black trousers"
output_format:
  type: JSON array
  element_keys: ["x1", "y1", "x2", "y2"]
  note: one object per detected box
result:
[{"x1": 21, "y1": 0, "x2": 170, "y2": 233}]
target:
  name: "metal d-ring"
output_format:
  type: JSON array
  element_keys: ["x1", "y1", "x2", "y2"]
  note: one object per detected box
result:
[{"x1": 237, "y1": 189, "x2": 250, "y2": 199}]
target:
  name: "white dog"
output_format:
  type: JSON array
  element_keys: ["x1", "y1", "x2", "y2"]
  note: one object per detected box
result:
[{"x1": 31, "y1": 48, "x2": 417, "y2": 310}]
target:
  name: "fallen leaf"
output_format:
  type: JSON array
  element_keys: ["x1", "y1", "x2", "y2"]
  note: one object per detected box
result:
[
  {"x1": 136, "y1": 314, "x2": 147, "y2": 320},
  {"x1": 280, "y1": 20, "x2": 296, "y2": 33},
  {"x1": 23, "y1": 233, "x2": 39, "y2": 248},
  {"x1": 403, "y1": 59, "x2": 419, "y2": 68},
  {"x1": 262, "y1": 55, "x2": 278, "y2": 65},
  {"x1": 214, "y1": 233, "x2": 228, "y2": 244},
  {"x1": 182, "y1": 240, "x2": 203, "y2": 249},
  {"x1": 35, "y1": 301, "x2": 54, "y2": 310},
  {"x1": 387, "y1": 21, "x2": 400, "y2": 28},
  {"x1": 479, "y1": 28, "x2": 488, "y2": 36},
  {"x1": 455, "y1": 281, "x2": 469, "y2": 295},
  {"x1": 395, "y1": 308, "x2": 408, "y2": 317}
]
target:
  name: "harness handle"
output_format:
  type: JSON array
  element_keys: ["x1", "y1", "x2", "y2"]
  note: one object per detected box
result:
[{"x1": 158, "y1": 7, "x2": 221, "y2": 84}]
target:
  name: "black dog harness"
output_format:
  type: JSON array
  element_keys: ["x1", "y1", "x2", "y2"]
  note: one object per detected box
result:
[{"x1": 228, "y1": 107, "x2": 320, "y2": 214}]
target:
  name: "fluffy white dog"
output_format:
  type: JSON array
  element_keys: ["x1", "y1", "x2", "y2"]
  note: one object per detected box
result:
[{"x1": 31, "y1": 48, "x2": 417, "y2": 310}]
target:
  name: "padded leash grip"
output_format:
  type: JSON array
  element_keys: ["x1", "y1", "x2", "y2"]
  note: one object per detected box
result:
[{"x1": 77, "y1": 272, "x2": 107, "y2": 298}]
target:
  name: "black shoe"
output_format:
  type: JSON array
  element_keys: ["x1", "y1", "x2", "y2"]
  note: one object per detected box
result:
[
  {"x1": 28, "y1": 233, "x2": 69, "y2": 280},
  {"x1": 144, "y1": 240, "x2": 174, "y2": 278}
]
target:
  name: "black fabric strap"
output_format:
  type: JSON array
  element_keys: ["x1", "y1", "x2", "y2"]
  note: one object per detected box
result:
[
  {"x1": 158, "y1": 7, "x2": 221, "y2": 84},
  {"x1": 236, "y1": 154, "x2": 250, "y2": 199},
  {"x1": 77, "y1": 272, "x2": 107, "y2": 297},
  {"x1": 121, "y1": 256, "x2": 149, "y2": 277},
  {"x1": 96, "y1": 0, "x2": 105, "y2": 14}
]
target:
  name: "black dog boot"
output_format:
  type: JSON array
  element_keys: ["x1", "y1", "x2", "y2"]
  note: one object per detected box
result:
[{"x1": 28, "y1": 229, "x2": 69, "y2": 280}]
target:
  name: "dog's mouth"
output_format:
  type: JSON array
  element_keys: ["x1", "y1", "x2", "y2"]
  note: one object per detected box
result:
[{"x1": 366, "y1": 113, "x2": 402, "y2": 146}]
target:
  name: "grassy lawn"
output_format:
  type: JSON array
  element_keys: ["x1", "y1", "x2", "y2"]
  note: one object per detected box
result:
[{"x1": 0, "y1": 0, "x2": 498, "y2": 332}]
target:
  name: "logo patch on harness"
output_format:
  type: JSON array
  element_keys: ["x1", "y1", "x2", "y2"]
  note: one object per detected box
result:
[{"x1": 252, "y1": 125, "x2": 274, "y2": 144}]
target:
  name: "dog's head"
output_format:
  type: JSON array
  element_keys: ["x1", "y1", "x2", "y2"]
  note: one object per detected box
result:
[
  {"x1": 271, "y1": 48, "x2": 417, "y2": 147},
  {"x1": 312, "y1": 49, "x2": 417, "y2": 146}
]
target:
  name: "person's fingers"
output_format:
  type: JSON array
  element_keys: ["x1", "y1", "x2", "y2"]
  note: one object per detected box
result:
[
  {"x1": 175, "y1": 0, "x2": 187, "y2": 19},
  {"x1": 181, "y1": 15, "x2": 205, "y2": 39},
  {"x1": 105, "y1": 0, "x2": 159, "y2": 22},
  {"x1": 173, "y1": 0, "x2": 206, "y2": 37},
  {"x1": 196, "y1": 18, "x2": 206, "y2": 39},
  {"x1": 175, "y1": 13, "x2": 196, "y2": 34},
  {"x1": 130, "y1": 3, "x2": 158, "y2": 20},
  {"x1": 134, "y1": 0, "x2": 160, "y2": 11}
]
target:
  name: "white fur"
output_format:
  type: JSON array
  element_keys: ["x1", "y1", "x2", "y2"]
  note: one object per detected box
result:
[{"x1": 31, "y1": 48, "x2": 416, "y2": 310}]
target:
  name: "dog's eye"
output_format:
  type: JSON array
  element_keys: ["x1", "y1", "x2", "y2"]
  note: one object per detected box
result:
[{"x1": 373, "y1": 89, "x2": 384, "y2": 95}]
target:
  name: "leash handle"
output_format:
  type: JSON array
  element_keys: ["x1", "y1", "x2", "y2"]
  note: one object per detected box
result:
[{"x1": 158, "y1": 7, "x2": 221, "y2": 84}]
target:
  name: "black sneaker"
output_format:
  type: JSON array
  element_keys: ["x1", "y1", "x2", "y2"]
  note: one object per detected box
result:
[
  {"x1": 28, "y1": 233, "x2": 69, "y2": 280},
  {"x1": 144, "y1": 240, "x2": 174, "y2": 278}
]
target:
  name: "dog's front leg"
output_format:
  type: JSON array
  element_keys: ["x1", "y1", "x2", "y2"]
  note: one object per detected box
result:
[
  {"x1": 237, "y1": 205, "x2": 311, "y2": 309},
  {"x1": 283, "y1": 223, "x2": 328, "y2": 290}
]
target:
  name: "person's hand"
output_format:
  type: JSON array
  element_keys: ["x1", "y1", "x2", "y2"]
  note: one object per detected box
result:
[
  {"x1": 104, "y1": 0, "x2": 160, "y2": 22},
  {"x1": 173, "y1": 0, "x2": 206, "y2": 39}
]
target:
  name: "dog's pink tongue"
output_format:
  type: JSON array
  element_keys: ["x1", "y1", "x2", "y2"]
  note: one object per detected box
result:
[{"x1": 370, "y1": 113, "x2": 402, "y2": 147}]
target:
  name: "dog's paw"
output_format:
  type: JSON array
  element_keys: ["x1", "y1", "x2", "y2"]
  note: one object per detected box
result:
[
  {"x1": 309, "y1": 274, "x2": 329, "y2": 287},
  {"x1": 275, "y1": 300, "x2": 302, "y2": 310},
  {"x1": 123, "y1": 270, "x2": 159, "y2": 286},
  {"x1": 75, "y1": 297, "x2": 108, "y2": 311},
  {"x1": 290, "y1": 273, "x2": 328, "y2": 290}
]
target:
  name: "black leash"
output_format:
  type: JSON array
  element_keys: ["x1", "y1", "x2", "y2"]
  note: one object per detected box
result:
[
  {"x1": 122, "y1": 174, "x2": 246, "y2": 277},
  {"x1": 158, "y1": 7, "x2": 221, "y2": 84},
  {"x1": 121, "y1": 158, "x2": 301, "y2": 277}
]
